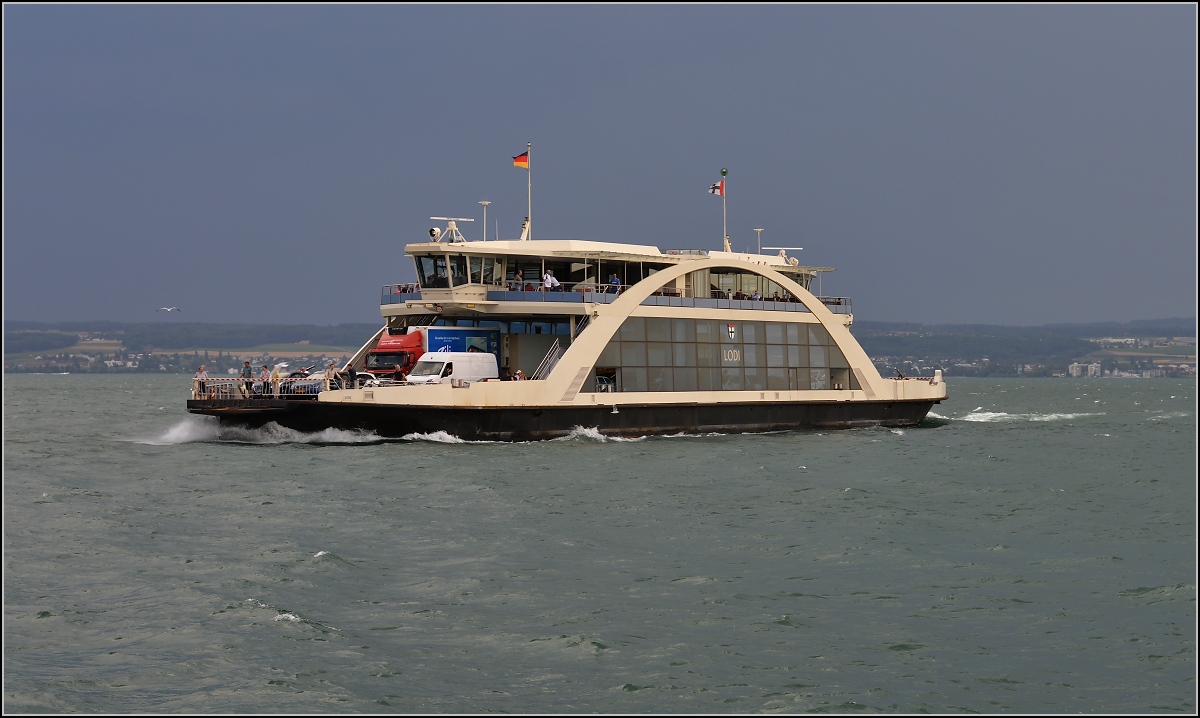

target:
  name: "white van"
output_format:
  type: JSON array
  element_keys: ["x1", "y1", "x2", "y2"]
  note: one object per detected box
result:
[{"x1": 405, "y1": 351, "x2": 500, "y2": 385}]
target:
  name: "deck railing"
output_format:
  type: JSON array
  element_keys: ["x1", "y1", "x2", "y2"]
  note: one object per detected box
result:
[
  {"x1": 190, "y1": 374, "x2": 404, "y2": 400},
  {"x1": 383, "y1": 281, "x2": 852, "y2": 315}
]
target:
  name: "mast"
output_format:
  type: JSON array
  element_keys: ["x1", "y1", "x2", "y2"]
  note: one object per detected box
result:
[
  {"x1": 721, "y1": 168, "x2": 730, "y2": 252},
  {"x1": 526, "y1": 142, "x2": 532, "y2": 240}
]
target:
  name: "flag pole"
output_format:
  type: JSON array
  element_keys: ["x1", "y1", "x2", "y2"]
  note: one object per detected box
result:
[
  {"x1": 526, "y1": 142, "x2": 532, "y2": 241},
  {"x1": 721, "y1": 168, "x2": 730, "y2": 252}
]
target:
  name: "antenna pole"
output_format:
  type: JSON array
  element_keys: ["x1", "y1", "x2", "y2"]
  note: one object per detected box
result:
[
  {"x1": 754, "y1": 227, "x2": 764, "y2": 255},
  {"x1": 479, "y1": 201, "x2": 490, "y2": 241},
  {"x1": 526, "y1": 142, "x2": 532, "y2": 241},
  {"x1": 721, "y1": 168, "x2": 730, "y2": 252}
]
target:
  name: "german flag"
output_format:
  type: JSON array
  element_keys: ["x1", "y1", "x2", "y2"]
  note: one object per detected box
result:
[{"x1": 512, "y1": 151, "x2": 529, "y2": 169}]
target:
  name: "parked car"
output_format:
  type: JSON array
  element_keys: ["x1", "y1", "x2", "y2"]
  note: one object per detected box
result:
[{"x1": 279, "y1": 365, "x2": 321, "y2": 398}]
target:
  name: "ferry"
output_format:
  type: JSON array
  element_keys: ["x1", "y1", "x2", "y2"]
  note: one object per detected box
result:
[{"x1": 187, "y1": 217, "x2": 947, "y2": 440}]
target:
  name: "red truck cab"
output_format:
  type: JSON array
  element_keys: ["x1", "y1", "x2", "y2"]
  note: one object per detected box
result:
[{"x1": 364, "y1": 331, "x2": 423, "y2": 381}]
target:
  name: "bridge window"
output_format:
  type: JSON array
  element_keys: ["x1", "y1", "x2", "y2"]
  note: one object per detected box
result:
[
  {"x1": 483, "y1": 257, "x2": 504, "y2": 285},
  {"x1": 448, "y1": 255, "x2": 468, "y2": 287},
  {"x1": 415, "y1": 255, "x2": 449, "y2": 288}
]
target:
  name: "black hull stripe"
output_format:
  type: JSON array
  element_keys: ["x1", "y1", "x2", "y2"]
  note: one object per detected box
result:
[{"x1": 188, "y1": 399, "x2": 938, "y2": 441}]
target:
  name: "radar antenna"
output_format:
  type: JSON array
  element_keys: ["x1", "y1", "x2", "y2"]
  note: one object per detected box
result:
[
  {"x1": 763, "y1": 246, "x2": 804, "y2": 265},
  {"x1": 428, "y1": 216, "x2": 475, "y2": 243}
]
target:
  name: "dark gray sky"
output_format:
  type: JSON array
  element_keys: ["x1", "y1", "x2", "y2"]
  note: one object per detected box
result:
[{"x1": 4, "y1": 5, "x2": 1196, "y2": 326}]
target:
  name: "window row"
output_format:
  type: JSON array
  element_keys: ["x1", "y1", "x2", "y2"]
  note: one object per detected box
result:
[
  {"x1": 597, "y1": 341, "x2": 848, "y2": 369},
  {"x1": 618, "y1": 317, "x2": 831, "y2": 345},
  {"x1": 605, "y1": 367, "x2": 847, "y2": 392}
]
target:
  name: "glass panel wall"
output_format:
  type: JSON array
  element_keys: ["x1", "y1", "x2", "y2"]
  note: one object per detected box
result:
[{"x1": 593, "y1": 318, "x2": 857, "y2": 392}]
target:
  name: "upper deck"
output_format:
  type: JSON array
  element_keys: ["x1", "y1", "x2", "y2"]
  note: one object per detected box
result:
[{"x1": 385, "y1": 232, "x2": 849, "y2": 319}]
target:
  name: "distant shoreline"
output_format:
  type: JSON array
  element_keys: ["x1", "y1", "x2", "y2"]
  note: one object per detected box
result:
[{"x1": 4, "y1": 318, "x2": 1195, "y2": 378}]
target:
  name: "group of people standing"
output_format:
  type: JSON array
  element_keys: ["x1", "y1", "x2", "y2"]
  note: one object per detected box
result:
[
  {"x1": 507, "y1": 269, "x2": 623, "y2": 293},
  {"x1": 195, "y1": 360, "x2": 354, "y2": 400}
]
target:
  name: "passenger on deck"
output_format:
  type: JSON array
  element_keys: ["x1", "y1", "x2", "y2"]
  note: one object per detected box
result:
[
  {"x1": 513, "y1": 369, "x2": 526, "y2": 380},
  {"x1": 542, "y1": 269, "x2": 560, "y2": 291},
  {"x1": 258, "y1": 365, "x2": 270, "y2": 396},
  {"x1": 194, "y1": 366, "x2": 209, "y2": 397},
  {"x1": 346, "y1": 364, "x2": 358, "y2": 390},
  {"x1": 240, "y1": 361, "x2": 254, "y2": 398},
  {"x1": 270, "y1": 364, "x2": 282, "y2": 397},
  {"x1": 610, "y1": 274, "x2": 621, "y2": 293},
  {"x1": 324, "y1": 361, "x2": 339, "y2": 388},
  {"x1": 511, "y1": 270, "x2": 524, "y2": 290}
]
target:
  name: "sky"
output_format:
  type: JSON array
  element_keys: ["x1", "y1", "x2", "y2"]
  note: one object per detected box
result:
[{"x1": 3, "y1": 4, "x2": 1196, "y2": 327}]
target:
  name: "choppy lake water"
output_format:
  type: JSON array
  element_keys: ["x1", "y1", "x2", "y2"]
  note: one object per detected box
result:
[{"x1": 4, "y1": 374, "x2": 1195, "y2": 713}]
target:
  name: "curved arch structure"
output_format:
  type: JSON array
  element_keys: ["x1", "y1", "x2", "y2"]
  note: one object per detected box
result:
[{"x1": 190, "y1": 237, "x2": 947, "y2": 439}]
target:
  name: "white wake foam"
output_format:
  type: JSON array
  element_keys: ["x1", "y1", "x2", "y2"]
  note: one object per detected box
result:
[
  {"x1": 221, "y1": 423, "x2": 380, "y2": 444},
  {"x1": 132, "y1": 419, "x2": 221, "y2": 445},
  {"x1": 553, "y1": 426, "x2": 646, "y2": 442},
  {"x1": 399, "y1": 431, "x2": 472, "y2": 443},
  {"x1": 1147, "y1": 411, "x2": 1192, "y2": 421},
  {"x1": 957, "y1": 410, "x2": 1105, "y2": 423},
  {"x1": 130, "y1": 419, "x2": 379, "y2": 445}
]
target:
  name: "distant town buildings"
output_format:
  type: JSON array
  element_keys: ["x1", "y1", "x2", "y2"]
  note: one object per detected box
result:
[{"x1": 1068, "y1": 362, "x2": 1102, "y2": 378}]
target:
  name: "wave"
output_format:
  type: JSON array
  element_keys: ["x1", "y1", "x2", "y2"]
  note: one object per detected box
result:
[
  {"x1": 129, "y1": 419, "x2": 381, "y2": 445},
  {"x1": 399, "y1": 431, "x2": 475, "y2": 443},
  {"x1": 244, "y1": 598, "x2": 338, "y2": 631},
  {"x1": 131, "y1": 418, "x2": 221, "y2": 445},
  {"x1": 956, "y1": 409, "x2": 1106, "y2": 423},
  {"x1": 553, "y1": 426, "x2": 646, "y2": 443},
  {"x1": 1147, "y1": 411, "x2": 1193, "y2": 421}
]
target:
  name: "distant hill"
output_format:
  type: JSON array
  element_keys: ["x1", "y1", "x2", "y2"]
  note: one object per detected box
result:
[
  {"x1": 851, "y1": 317, "x2": 1195, "y2": 377},
  {"x1": 854, "y1": 317, "x2": 1196, "y2": 338}
]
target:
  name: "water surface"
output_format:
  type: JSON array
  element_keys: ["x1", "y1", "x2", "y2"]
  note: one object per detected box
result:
[{"x1": 4, "y1": 375, "x2": 1195, "y2": 712}]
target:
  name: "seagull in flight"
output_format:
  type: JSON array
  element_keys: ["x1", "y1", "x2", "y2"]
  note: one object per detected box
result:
[{"x1": 157, "y1": 307, "x2": 181, "y2": 312}]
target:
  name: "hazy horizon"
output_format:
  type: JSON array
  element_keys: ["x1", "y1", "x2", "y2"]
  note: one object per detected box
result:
[{"x1": 4, "y1": 5, "x2": 1196, "y2": 326}]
